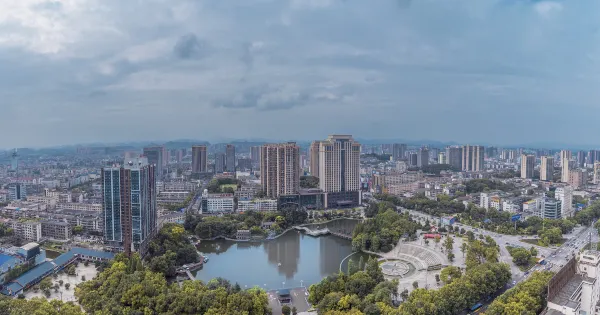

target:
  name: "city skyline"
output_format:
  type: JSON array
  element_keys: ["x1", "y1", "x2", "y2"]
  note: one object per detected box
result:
[{"x1": 3, "y1": 1, "x2": 600, "y2": 148}]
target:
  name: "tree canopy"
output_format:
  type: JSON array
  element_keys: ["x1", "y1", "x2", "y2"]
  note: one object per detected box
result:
[
  {"x1": 147, "y1": 223, "x2": 199, "y2": 276},
  {"x1": 486, "y1": 271, "x2": 553, "y2": 315},
  {"x1": 300, "y1": 176, "x2": 320, "y2": 188},
  {"x1": 352, "y1": 208, "x2": 420, "y2": 253},
  {"x1": 75, "y1": 253, "x2": 271, "y2": 315}
]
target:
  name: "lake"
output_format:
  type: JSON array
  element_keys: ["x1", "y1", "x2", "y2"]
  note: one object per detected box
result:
[{"x1": 194, "y1": 219, "x2": 371, "y2": 290}]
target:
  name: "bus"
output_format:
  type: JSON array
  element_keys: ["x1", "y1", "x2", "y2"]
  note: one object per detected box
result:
[{"x1": 468, "y1": 302, "x2": 483, "y2": 314}]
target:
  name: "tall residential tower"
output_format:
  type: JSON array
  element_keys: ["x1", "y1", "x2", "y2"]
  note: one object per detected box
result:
[
  {"x1": 191, "y1": 145, "x2": 208, "y2": 174},
  {"x1": 102, "y1": 157, "x2": 157, "y2": 256},
  {"x1": 260, "y1": 143, "x2": 300, "y2": 198}
]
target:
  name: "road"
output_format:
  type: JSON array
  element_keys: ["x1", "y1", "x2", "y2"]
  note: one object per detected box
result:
[{"x1": 398, "y1": 206, "x2": 599, "y2": 286}]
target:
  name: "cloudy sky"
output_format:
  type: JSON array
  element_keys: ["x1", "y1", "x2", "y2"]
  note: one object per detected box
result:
[{"x1": 1, "y1": 0, "x2": 600, "y2": 148}]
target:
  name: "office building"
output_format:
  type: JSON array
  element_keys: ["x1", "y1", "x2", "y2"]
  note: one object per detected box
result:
[
  {"x1": 191, "y1": 145, "x2": 207, "y2": 174},
  {"x1": 8, "y1": 184, "x2": 26, "y2": 201},
  {"x1": 237, "y1": 158, "x2": 252, "y2": 171},
  {"x1": 542, "y1": 198, "x2": 562, "y2": 219},
  {"x1": 310, "y1": 141, "x2": 322, "y2": 177},
  {"x1": 392, "y1": 143, "x2": 407, "y2": 161},
  {"x1": 102, "y1": 157, "x2": 157, "y2": 256},
  {"x1": 417, "y1": 147, "x2": 429, "y2": 168},
  {"x1": 260, "y1": 142, "x2": 300, "y2": 198},
  {"x1": 200, "y1": 190, "x2": 234, "y2": 213},
  {"x1": 225, "y1": 144, "x2": 236, "y2": 172},
  {"x1": 143, "y1": 146, "x2": 164, "y2": 179},
  {"x1": 462, "y1": 145, "x2": 485, "y2": 172},
  {"x1": 568, "y1": 169, "x2": 587, "y2": 189},
  {"x1": 561, "y1": 150, "x2": 572, "y2": 183},
  {"x1": 555, "y1": 186, "x2": 573, "y2": 218},
  {"x1": 317, "y1": 135, "x2": 361, "y2": 193},
  {"x1": 540, "y1": 156, "x2": 554, "y2": 181},
  {"x1": 214, "y1": 153, "x2": 226, "y2": 173},
  {"x1": 520, "y1": 154, "x2": 535, "y2": 179},
  {"x1": 446, "y1": 146, "x2": 463, "y2": 170}
]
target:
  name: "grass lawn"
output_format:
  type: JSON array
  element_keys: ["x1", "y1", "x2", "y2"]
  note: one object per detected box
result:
[{"x1": 219, "y1": 184, "x2": 237, "y2": 191}]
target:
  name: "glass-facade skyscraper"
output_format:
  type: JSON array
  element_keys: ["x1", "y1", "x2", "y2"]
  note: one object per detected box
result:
[{"x1": 102, "y1": 157, "x2": 157, "y2": 256}]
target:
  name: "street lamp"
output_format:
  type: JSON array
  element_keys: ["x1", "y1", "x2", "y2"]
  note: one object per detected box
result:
[
  {"x1": 282, "y1": 281, "x2": 285, "y2": 289},
  {"x1": 300, "y1": 280, "x2": 304, "y2": 288}
]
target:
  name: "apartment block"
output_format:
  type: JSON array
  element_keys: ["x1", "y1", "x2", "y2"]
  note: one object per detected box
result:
[
  {"x1": 520, "y1": 154, "x2": 535, "y2": 179},
  {"x1": 260, "y1": 142, "x2": 300, "y2": 198},
  {"x1": 462, "y1": 145, "x2": 485, "y2": 172},
  {"x1": 540, "y1": 156, "x2": 554, "y2": 181}
]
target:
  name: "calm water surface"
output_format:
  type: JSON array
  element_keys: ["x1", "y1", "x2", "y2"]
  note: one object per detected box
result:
[{"x1": 195, "y1": 219, "x2": 370, "y2": 290}]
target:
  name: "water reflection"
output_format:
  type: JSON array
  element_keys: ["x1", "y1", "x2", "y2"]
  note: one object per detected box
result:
[{"x1": 195, "y1": 219, "x2": 371, "y2": 290}]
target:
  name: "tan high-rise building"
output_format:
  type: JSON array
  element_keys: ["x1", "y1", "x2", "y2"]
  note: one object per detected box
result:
[
  {"x1": 520, "y1": 154, "x2": 535, "y2": 179},
  {"x1": 561, "y1": 150, "x2": 572, "y2": 183},
  {"x1": 318, "y1": 135, "x2": 361, "y2": 192},
  {"x1": 260, "y1": 142, "x2": 300, "y2": 198},
  {"x1": 461, "y1": 145, "x2": 485, "y2": 172},
  {"x1": 540, "y1": 156, "x2": 554, "y2": 181},
  {"x1": 568, "y1": 169, "x2": 587, "y2": 189},
  {"x1": 594, "y1": 162, "x2": 600, "y2": 184},
  {"x1": 309, "y1": 141, "x2": 322, "y2": 177},
  {"x1": 191, "y1": 145, "x2": 207, "y2": 174}
]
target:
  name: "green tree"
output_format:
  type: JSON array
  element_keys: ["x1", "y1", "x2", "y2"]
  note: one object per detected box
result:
[
  {"x1": 440, "y1": 266, "x2": 462, "y2": 284},
  {"x1": 358, "y1": 256, "x2": 365, "y2": 272},
  {"x1": 443, "y1": 236, "x2": 454, "y2": 252},
  {"x1": 460, "y1": 242, "x2": 468, "y2": 257},
  {"x1": 72, "y1": 225, "x2": 84, "y2": 235},
  {"x1": 347, "y1": 259, "x2": 358, "y2": 276},
  {"x1": 282, "y1": 305, "x2": 291, "y2": 315},
  {"x1": 412, "y1": 281, "x2": 419, "y2": 289}
]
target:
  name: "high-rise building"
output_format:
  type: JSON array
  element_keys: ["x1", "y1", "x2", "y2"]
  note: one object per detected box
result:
[
  {"x1": 594, "y1": 162, "x2": 600, "y2": 184},
  {"x1": 417, "y1": 147, "x2": 429, "y2": 168},
  {"x1": 260, "y1": 142, "x2": 300, "y2": 198},
  {"x1": 485, "y1": 147, "x2": 498, "y2": 159},
  {"x1": 214, "y1": 153, "x2": 226, "y2": 173},
  {"x1": 438, "y1": 152, "x2": 446, "y2": 165},
  {"x1": 408, "y1": 152, "x2": 418, "y2": 167},
  {"x1": 462, "y1": 145, "x2": 485, "y2": 172},
  {"x1": 540, "y1": 156, "x2": 554, "y2": 181},
  {"x1": 392, "y1": 144, "x2": 407, "y2": 161},
  {"x1": 143, "y1": 146, "x2": 164, "y2": 179},
  {"x1": 191, "y1": 145, "x2": 207, "y2": 174},
  {"x1": 561, "y1": 150, "x2": 572, "y2": 183},
  {"x1": 588, "y1": 150, "x2": 600, "y2": 166},
  {"x1": 520, "y1": 154, "x2": 535, "y2": 179},
  {"x1": 568, "y1": 169, "x2": 587, "y2": 189},
  {"x1": 250, "y1": 146, "x2": 261, "y2": 165},
  {"x1": 555, "y1": 186, "x2": 573, "y2": 218},
  {"x1": 446, "y1": 146, "x2": 463, "y2": 170},
  {"x1": 310, "y1": 141, "x2": 322, "y2": 177},
  {"x1": 317, "y1": 135, "x2": 361, "y2": 193},
  {"x1": 8, "y1": 183, "x2": 26, "y2": 201},
  {"x1": 225, "y1": 144, "x2": 236, "y2": 172},
  {"x1": 102, "y1": 157, "x2": 157, "y2": 256},
  {"x1": 577, "y1": 151, "x2": 586, "y2": 168}
]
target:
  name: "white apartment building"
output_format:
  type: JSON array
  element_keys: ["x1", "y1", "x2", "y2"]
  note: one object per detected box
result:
[
  {"x1": 9, "y1": 221, "x2": 42, "y2": 242},
  {"x1": 542, "y1": 198, "x2": 562, "y2": 219},
  {"x1": 237, "y1": 199, "x2": 278, "y2": 212},
  {"x1": 26, "y1": 195, "x2": 58, "y2": 209},
  {"x1": 201, "y1": 190, "x2": 234, "y2": 213},
  {"x1": 556, "y1": 186, "x2": 574, "y2": 218},
  {"x1": 57, "y1": 202, "x2": 102, "y2": 212},
  {"x1": 157, "y1": 191, "x2": 190, "y2": 205},
  {"x1": 546, "y1": 250, "x2": 600, "y2": 315}
]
